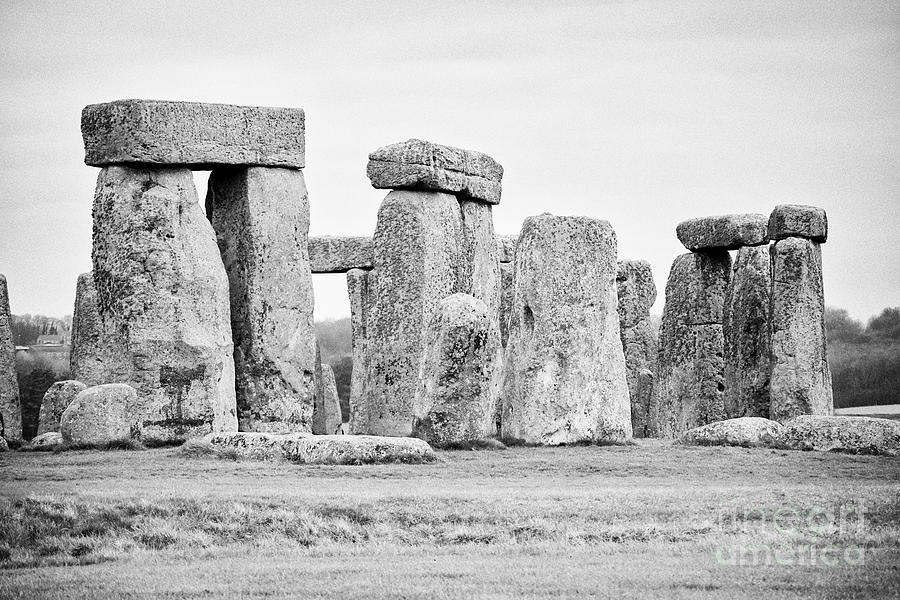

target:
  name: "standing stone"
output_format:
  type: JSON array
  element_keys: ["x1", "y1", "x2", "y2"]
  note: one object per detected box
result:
[
  {"x1": 654, "y1": 251, "x2": 731, "y2": 437},
  {"x1": 501, "y1": 215, "x2": 631, "y2": 445},
  {"x1": 314, "y1": 363, "x2": 343, "y2": 435},
  {"x1": 37, "y1": 380, "x2": 87, "y2": 435},
  {"x1": 92, "y1": 166, "x2": 237, "y2": 443},
  {"x1": 0, "y1": 275, "x2": 22, "y2": 443},
  {"x1": 769, "y1": 237, "x2": 833, "y2": 421},
  {"x1": 723, "y1": 245, "x2": 771, "y2": 418},
  {"x1": 358, "y1": 190, "x2": 464, "y2": 436},
  {"x1": 414, "y1": 293, "x2": 497, "y2": 445},
  {"x1": 70, "y1": 272, "x2": 127, "y2": 385},
  {"x1": 347, "y1": 268, "x2": 374, "y2": 431},
  {"x1": 499, "y1": 262, "x2": 514, "y2": 347},
  {"x1": 206, "y1": 167, "x2": 316, "y2": 433},
  {"x1": 616, "y1": 260, "x2": 658, "y2": 437}
]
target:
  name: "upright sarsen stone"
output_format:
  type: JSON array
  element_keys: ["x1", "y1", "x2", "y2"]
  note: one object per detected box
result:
[
  {"x1": 501, "y1": 215, "x2": 631, "y2": 445},
  {"x1": 499, "y1": 262, "x2": 514, "y2": 347},
  {"x1": 70, "y1": 272, "x2": 126, "y2": 385},
  {"x1": 723, "y1": 245, "x2": 771, "y2": 418},
  {"x1": 358, "y1": 190, "x2": 464, "y2": 436},
  {"x1": 347, "y1": 268, "x2": 373, "y2": 431},
  {"x1": 37, "y1": 380, "x2": 87, "y2": 435},
  {"x1": 654, "y1": 251, "x2": 731, "y2": 437},
  {"x1": 92, "y1": 166, "x2": 237, "y2": 443},
  {"x1": 206, "y1": 167, "x2": 317, "y2": 433},
  {"x1": 616, "y1": 260, "x2": 657, "y2": 437},
  {"x1": 0, "y1": 275, "x2": 21, "y2": 443},
  {"x1": 769, "y1": 237, "x2": 833, "y2": 421}
]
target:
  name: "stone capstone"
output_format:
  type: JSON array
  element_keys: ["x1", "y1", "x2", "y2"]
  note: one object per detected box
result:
[
  {"x1": 776, "y1": 415, "x2": 900, "y2": 456},
  {"x1": 206, "y1": 167, "x2": 316, "y2": 433},
  {"x1": 675, "y1": 214, "x2": 768, "y2": 251},
  {"x1": 82, "y1": 99, "x2": 305, "y2": 168},
  {"x1": 308, "y1": 236, "x2": 374, "y2": 273},
  {"x1": 769, "y1": 237, "x2": 833, "y2": 421},
  {"x1": 205, "y1": 431, "x2": 436, "y2": 464},
  {"x1": 654, "y1": 251, "x2": 731, "y2": 437},
  {"x1": 680, "y1": 417, "x2": 784, "y2": 448},
  {"x1": 92, "y1": 166, "x2": 237, "y2": 443},
  {"x1": 0, "y1": 274, "x2": 21, "y2": 443},
  {"x1": 723, "y1": 245, "x2": 772, "y2": 419},
  {"x1": 501, "y1": 214, "x2": 631, "y2": 445},
  {"x1": 768, "y1": 204, "x2": 828, "y2": 242},
  {"x1": 37, "y1": 380, "x2": 87, "y2": 435},
  {"x1": 367, "y1": 139, "x2": 503, "y2": 204},
  {"x1": 414, "y1": 293, "x2": 498, "y2": 445},
  {"x1": 59, "y1": 384, "x2": 141, "y2": 446}
]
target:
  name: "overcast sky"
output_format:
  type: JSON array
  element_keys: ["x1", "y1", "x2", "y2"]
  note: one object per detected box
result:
[{"x1": 1, "y1": 0, "x2": 897, "y2": 322}]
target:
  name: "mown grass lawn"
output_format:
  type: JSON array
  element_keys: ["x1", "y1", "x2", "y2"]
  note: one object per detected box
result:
[{"x1": 1, "y1": 441, "x2": 898, "y2": 599}]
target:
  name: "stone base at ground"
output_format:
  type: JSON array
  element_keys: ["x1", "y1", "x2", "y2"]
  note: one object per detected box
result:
[
  {"x1": 680, "y1": 417, "x2": 784, "y2": 448},
  {"x1": 205, "y1": 432, "x2": 435, "y2": 464},
  {"x1": 776, "y1": 415, "x2": 900, "y2": 456},
  {"x1": 37, "y1": 380, "x2": 86, "y2": 435},
  {"x1": 59, "y1": 384, "x2": 141, "y2": 447},
  {"x1": 25, "y1": 431, "x2": 63, "y2": 450}
]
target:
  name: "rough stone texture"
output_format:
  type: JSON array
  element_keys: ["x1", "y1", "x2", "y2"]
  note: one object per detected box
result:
[
  {"x1": 680, "y1": 417, "x2": 783, "y2": 448},
  {"x1": 367, "y1": 139, "x2": 503, "y2": 204},
  {"x1": 27, "y1": 431, "x2": 63, "y2": 449},
  {"x1": 496, "y1": 235, "x2": 518, "y2": 263},
  {"x1": 0, "y1": 274, "x2": 22, "y2": 443},
  {"x1": 206, "y1": 167, "x2": 316, "y2": 433},
  {"x1": 654, "y1": 251, "x2": 731, "y2": 438},
  {"x1": 616, "y1": 259, "x2": 658, "y2": 437},
  {"x1": 499, "y1": 262, "x2": 514, "y2": 347},
  {"x1": 0, "y1": 437, "x2": 6, "y2": 452},
  {"x1": 206, "y1": 431, "x2": 436, "y2": 464},
  {"x1": 357, "y1": 190, "x2": 465, "y2": 436},
  {"x1": 308, "y1": 236, "x2": 373, "y2": 273},
  {"x1": 69, "y1": 272, "x2": 121, "y2": 386},
  {"x1": 769, "y1": 237, "x2": 833, "y2": 421},
  {"x1": 723, "y1": 245, "x2": 771, "y2": 419},
  {"x1": 59, "y1": 384, "x2": 141, "y2": 446},
  {"x1": 776, "y1": 415, "x2": 900, "y2": 456},
  {"x1": 312, "y1": 349, "x2": 343, "y2": 436},
  {"x1": 414, "y1": 294, "x2": 497, "y2": 445},
  {"x1": 501, "y1": 215, "x2": 631, "y2": 445},
  {"x1": 37, "y1": 380, "x2": 87, "y2": 435},
  {"x1": 82, "y1": 100, "x2": 305, "y2": 168},
  {"x1": 676, "y1": 214, "x2": 768, "y2": 251},
  {"x1": 768, "y1": 204, "x2": 828, "y2": 242},
  {"x1": 92, "y1": 166, "x2": 237, "y2": 443},
  {"x1": 347, "y1": 269, "x2": 374, "y2": 431}
]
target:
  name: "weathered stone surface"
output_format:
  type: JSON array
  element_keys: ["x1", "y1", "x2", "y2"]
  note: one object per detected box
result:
[
  {"x1": 347, "y1": 268, "x2": 374, "y2": 431},
  {"x1": 357, "y1": 190, "x2": 464, "y2": 436},
  {"x1": 776, "y1": 415, "x2": 900, "y2": 456},
  {"x1": 0, "y1": 437, "x2": 7, "y2": 452},
  {"x1": 502, "y1": 215, "x2": 631, "y2": 445},
  {"x1": 654, "y1": 251, "x2": 731, "y2": 438},
  {"x1": 367, "y1": 139, "x2": 503, "y2": 204},
  {"x1": 616, "y1": 259, "x2": 658, "y2": 437},
  {"x1": 82, "y1": 100, "x2": 305, "y2": 168},
  {"x1": 499, "y1": 262, "x2": 514, "y2": 347},
  {"x1": 206, "y1": 431, "x2": 436, "y2": 464},
  {"x1": 308, "y1": 236, "x2": 374, "y2": 273},
  {"x1": 69, "y1": 272, "x2": 121, "y2": 386},
  {"x1": 206, "y1": 167, "x2": 315, "y2": 433},
  {"x1": 414, "y1": 294, "x2": 497, "y2": 445},
  {"x1": 0, "y1": 274, "x2": 21, "y2": 443},
  {"x1": 768, "y1": 204, "x2": 827, "y2": 242},
  {"x1": 27, "y1": 431, "x2": 63, "y2": 450},
  {"x1": 92, "y1": 166, "x2": 237, "y2": 443},
  {"x1": 496, "y1": 235, "x2": 517, "y2": 263},
  {"x1": 59, "y1": 384, "x2": 141, "y2": 446},
  {"x1": 769, "y1": 237, "x2": 833, "y2": 421},
  {"x1": 676, "y1": 214, "x2": 768, "y2": 251},
  {"x1": 723, "y1": 246, "x2": 771, "y2": 419},
  {"x1": 37, "y1": 380, "x2": 87, "y2": 435},
  {"x1": 680, "y1": 417, "x2": 783, "y2": 447},
  {"x1": 312, "y1": 350, "x2": 343, "y2": 436}
]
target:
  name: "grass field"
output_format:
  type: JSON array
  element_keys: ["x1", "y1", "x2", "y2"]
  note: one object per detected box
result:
[{"x1": 1, "y1": 442, "x2": 898, "y2": 599}]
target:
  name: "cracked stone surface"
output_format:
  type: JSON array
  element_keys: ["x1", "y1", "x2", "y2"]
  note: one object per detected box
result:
[
  {"x1": 347, "y1": 268, "x2": 374, "y2": 432},
  {"x1": 0, "y1": 274, "x2": 21, "y2": 443},
  {"x1": 616, "y1": 259, "x2": 657, "y2": 437}
]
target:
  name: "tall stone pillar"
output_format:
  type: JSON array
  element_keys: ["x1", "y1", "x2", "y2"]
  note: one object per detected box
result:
[
  {"x1": 502, "y1": 215, "x2": 631, "y2": 445},
  {"x1": 768, "y1": 205, "x2": 832, "y2": 421},
  {"x1": 616, "y1": 259, "x2": 657, "y2": 437},
  {"x1": 206, "y1": 167, "x2": 317, "y2": 433},
  {"x1": 347, "y1": 268, "x2": 374, "y2": 432},
  {"x1": 0, "y1": 275, "x2": 22, "y2": 444},
  {"x1": 496, "y1": 235, "x2": 517, "y2": 347}
]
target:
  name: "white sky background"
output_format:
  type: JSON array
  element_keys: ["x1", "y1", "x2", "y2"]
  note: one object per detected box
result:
[{"x1": 0, "y1": 0, "x2": 897, "y2": 322}]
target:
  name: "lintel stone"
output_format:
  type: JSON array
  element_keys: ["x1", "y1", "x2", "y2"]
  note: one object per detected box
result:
[{"x1": 676, "y1": 214, "x2": 768, "y2": 251}]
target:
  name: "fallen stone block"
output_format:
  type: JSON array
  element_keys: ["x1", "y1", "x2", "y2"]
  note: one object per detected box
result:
[
  {"x1": 768, "y1": 204, "x2": 827, "y2": 242},
  {"x1": 25, "y1": 431, "x2": 63, "y2": 450},
  {"x1": 308, "y1": 236, "x2": 374, "y2": 273},
  {"x1": 367, "y1": 139, "x2": 503, "y2": 204},
  {"x1": 776, "y1": 415, "x2": 900, "y2": 456},
  {"x1": 82, "y1": 99, "x2": 305, "y2": 168},
  {"x1": 205, "y1": 431, "x2": 436, "y2": 464},
  {"x1": 680, "y1": 417, "x2": 783, "y2": 448},
  {"x1": 675, "y1": 214, "x2": 768, "y2": 251},
  {"x1": 59, "y1": 384, "x2": 142, "y2": 447},
  {"x1": 37, "y1": 380, "x2": 86, "y2": 435}
]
